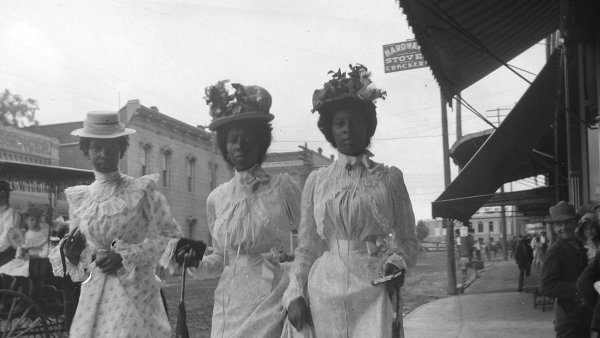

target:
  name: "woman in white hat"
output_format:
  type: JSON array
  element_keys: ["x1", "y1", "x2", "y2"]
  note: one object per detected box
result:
[
  {"x1": 283, "y1": 65, "x2": 418, "y2": 337},
  {"x1": 179, "y1": 80, "x2": 301, "y2": 338},
  {"x1": 48, "y1": 111, "x2": 195, "y2": 338}
]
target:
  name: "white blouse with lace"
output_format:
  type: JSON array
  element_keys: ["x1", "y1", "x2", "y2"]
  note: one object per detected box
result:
[
  {"x1": 188, "y1": 165, "x2": 301, "y2": 338},
  {"x1": 49, "y1": 171, "x2": 182, "y2": 338},
  {"x1": 282, "y1": 151, "x2": 418, "y2": 338}
]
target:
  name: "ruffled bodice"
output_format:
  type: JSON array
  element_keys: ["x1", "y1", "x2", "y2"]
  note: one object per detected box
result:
[
  {"x1": 49, "y1": 172, "x2": 183, "y2": 281},
  {"x1": 283, "y1": 152, "x2": 418, "y2": 308},
  {"x1": 48, "y1": 171, "x2": 182, "y2": 338},
  {"x1": 68, "y1": 173, "x2": 154, "y2": 251},
  {"x1": 189, "y1": 165, "x2": 301, "y2": 280}
]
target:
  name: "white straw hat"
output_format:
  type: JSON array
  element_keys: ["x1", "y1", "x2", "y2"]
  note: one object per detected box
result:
[{"x1": 71, "y1": 111, "x2": 136, "y2": 138}]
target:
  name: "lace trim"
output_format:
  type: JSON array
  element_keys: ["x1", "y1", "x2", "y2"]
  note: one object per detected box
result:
[{"x1": 66, "y1": 174, "x2": 159, "y2": 218}]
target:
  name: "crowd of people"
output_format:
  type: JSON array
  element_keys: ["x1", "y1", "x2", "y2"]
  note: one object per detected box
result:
[{"x1": 0, "y1": 64, "x2": 418, "y2": 338}]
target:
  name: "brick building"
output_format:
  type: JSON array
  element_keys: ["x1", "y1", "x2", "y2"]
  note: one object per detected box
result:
[
  {"x1": 0, "y1": 125, "x2": 59, "y2": 165},
  {"x1": 26, "y1": 100, "x2": 233, "y2": 243},
  {"x1": 263, "y1": 145, "x2": 334, "y2": 188}
]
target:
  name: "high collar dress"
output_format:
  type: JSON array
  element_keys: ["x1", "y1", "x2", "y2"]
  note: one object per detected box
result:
[
  {"x1": 188, "y1": 165, "x2": 301, "y2": 338},
  {"x1": 49, "y1": 171, "x2": 183, "y2": 338},
  {"x1": 282, "y1": 151, "x2": 418, "y2": 338}
]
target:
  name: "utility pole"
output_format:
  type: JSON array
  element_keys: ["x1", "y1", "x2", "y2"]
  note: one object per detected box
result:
[
  {"x1": 441, "y1": 91, "x2": 457, "y2": 295},
  {"x1": 455, "y1": 93, "x2": 462, "y2": 141},
  {"x1": 485, "y1": 107, "x2": 511, "y2": 127},
  {"x1": 486, "y1": 107, "x2": 511, "y2": 260}
]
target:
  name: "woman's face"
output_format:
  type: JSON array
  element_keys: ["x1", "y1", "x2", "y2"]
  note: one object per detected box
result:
[
  {"x1": 226, "y1": 125, "x2": 261, "y2": 171},
  {"x1": 88, "y1": 138, "x2": 121, "y2": 173},
  {"x1": 26, "y1": 215, "x2": 40, "y2": 231},
  {"x1": 584, "y1": 223, "x2": 597, "y2": 240},
  {"x1": 331, "y1": 109, "x2": 368, "y2": 156}
]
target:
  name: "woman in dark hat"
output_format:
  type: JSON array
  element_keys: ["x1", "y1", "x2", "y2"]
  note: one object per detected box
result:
[
  {"x1": 283, "y1": 65, "x2": 418, "y2": 337},
  {"x1": 180, "y1": 80, "x2": 301, "y2": 337},
  {"x1": 48, "y1": 111, "x2": 192, "y2": 338},
  {"x1": 0, "y1": 180, "x2": 19, "y2": 267}
]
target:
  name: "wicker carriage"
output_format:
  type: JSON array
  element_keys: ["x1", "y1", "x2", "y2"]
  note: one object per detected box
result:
[{"x1": 0, "y1": 161, "x2": 94, "y2": 337}]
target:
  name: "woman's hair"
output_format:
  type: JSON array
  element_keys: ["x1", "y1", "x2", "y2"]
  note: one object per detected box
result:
[
  {"x1": 79, "y1": 136, "x2": 129, "y2": 159},
  {"x1": 316, "y1": 98, "x2": 377, "y2": 148},
  {"x1": 215, "y1": 121, "x2": 273, "y2": 166},
  {"x1": 576, "y1": 217, "x2": 600, "y2": 243}
]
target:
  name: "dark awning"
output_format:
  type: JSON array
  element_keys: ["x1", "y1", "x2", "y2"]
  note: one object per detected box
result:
[
  {"x1": 431, "y1": 50, "x2": 561, "y2": 222},
  {"x1": 397, "y1": 0, "x2": 560, "y2": 101},
  {"x1": 0, "y1": 161, "x2": 94, "y2": 193}
]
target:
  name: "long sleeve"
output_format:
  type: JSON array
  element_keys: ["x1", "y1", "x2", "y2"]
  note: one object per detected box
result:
[
  {"x1": 115, "y1": 187, "x2": 183, "y2": 276},
  {"x1": 188, "y1": 191, "x2": 225, "y2": 280},
  {"x1": 386, "y1": 167, "x2": 418, "y2": 268},
  {"x1": 282, "y1": 171, "x2": 327, "y2": 308},
  {"x1": 281, "y1": 174, "x2": 301, "y2": 231},
  {"x1": 49, "y1": 213, "x2": 91, "y2": 282},
  {"x1": 577, "y1": 254, "x2": 599, "y2": 308},
  {"x1": 540, "y1": 245, "x2": 578, "y2": 301}
]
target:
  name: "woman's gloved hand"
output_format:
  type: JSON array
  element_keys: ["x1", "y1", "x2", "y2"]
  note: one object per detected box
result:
[
  {"x1": 63, "y1": 227, "x2": 86, "y2": 265},
  {"x1": 175, "y1": 238, "x2": 206, "y2": 268},
  {"x1": 287, "y1": 297, "x2": 313, "y2": 331}
]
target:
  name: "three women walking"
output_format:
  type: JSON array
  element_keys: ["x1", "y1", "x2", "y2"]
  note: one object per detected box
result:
[{"x1": 53, "y1": 63, "x2": 418, "y2": 337}]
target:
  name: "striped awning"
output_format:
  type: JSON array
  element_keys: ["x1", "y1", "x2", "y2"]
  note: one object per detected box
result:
[{"x1": 398, "y1": 0, "x2": 560, "y2": 101}]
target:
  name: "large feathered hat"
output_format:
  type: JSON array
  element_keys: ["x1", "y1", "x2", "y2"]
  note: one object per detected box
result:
[
  {"x1": 311, "y1": 64, "x2": 386, "y2": 113},
  {"x1": 205, "y1": 80, "x2": 274, "y2": 131}
]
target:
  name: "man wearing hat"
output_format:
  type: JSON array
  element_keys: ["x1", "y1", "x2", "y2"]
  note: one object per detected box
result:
[
  {"x1": 540, "y1": 201, "x2": 590, "y2": 337},
  {"x1": 0, "y1": 180, "x2": 20, "y2": 266}
]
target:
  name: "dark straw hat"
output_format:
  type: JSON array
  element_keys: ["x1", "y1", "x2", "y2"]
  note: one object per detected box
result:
[
  {"x1": 22, "y1": 205, "x2": 44, "y2": 218},
  {"x1": 204, "y1": 80, "x2": 274, "y2": 131},
  {"x1": 546, "y1": 201, "x2": 577, "y2": 223}
]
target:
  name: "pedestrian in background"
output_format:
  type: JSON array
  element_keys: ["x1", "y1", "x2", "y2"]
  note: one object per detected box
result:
[
  {"x1": 541, "y1": 201, "x2": 590, "y2": 337},
  {"x1": 509, "y1": 235, "x2": 518, "y2": 259},
  {"x1": 576, "y1": 212, "x2": 600, "y2": 264},
  {"x1": 474, "y1": 238, "x2": 483, "y2": 262},
  {"x1": 181, "y1": 81, "x2": 301, "y2": 338},
  {"x1": 514, "y1": 234, "x2": 533, "y2": 292},
  {"x1": 0, "y1": 180, "x2": 20, "y2": 267},
  {"x1": 531, "y1": 233, "x2": 543, "y2": 272},
  {"x1": 483, "y1": 241, "x2": 492, "y2": 262}
]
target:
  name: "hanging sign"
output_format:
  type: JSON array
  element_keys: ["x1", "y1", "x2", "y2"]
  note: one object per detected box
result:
[{"x1": 383, "y1": 40, "x2": 428, "y2": 73}]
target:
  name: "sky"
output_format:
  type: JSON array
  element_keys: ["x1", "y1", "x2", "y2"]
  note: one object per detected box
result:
[{"x1": 0, "y1": 0, "x2": 547, "y2": 221}]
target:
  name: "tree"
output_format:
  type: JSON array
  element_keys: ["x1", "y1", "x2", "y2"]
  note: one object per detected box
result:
[
  {"x1": 416, "y1": 220, "x2": 430, "y2": 242},
  {"x1": 0, "y1": 89, "x2": 40, "y2": 128}
]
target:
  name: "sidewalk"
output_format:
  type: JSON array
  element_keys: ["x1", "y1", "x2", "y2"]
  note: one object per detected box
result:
[{"x1": 404, "y1": 260, "x2": 554, "y2": 338}]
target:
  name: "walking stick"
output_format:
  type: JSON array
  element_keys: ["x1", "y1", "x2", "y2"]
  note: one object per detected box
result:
[{"x1": 175, "y1": 259, "x2": 190, "y2": 338}]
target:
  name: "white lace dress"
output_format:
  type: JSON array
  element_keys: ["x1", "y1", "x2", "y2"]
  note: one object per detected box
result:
[
  {"x1": 188, "y1": 165, "x2": 301, "y2": 338},
  {"x1": 49, "y1": 172, "x2": 182, "y2": 338},
  {"x1": 282, "y1": 152, "x2": 418, "y2": 338}
]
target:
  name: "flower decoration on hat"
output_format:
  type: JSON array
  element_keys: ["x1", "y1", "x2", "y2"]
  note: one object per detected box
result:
[
  {"x1": 204, "y1": 80, "x2": 274, "y2": 131},
  {"x1": 312, "y1": 64, "x2": 386, "y2": 113}
]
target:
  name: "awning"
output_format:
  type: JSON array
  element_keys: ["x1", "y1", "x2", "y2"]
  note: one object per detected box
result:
[
  {"x1": 449, "y1": 127, "x2": 555, "y2": 178},
  {"x1": 0, "y1": 161, "x2": 94, "y2": 193},
  {"x1": 431, "y1": 50, "x2": 561, "y2": 222},
  {"x1": 397, "y1": 0, "x2": 560, "y2": 101}
]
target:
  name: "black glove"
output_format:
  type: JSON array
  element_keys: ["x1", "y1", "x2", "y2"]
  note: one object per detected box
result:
[{"x1": 175, "y1": 238, "x2": 206, "y2": 268}]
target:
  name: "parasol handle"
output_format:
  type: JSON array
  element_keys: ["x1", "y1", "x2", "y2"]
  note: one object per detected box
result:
[{"x1": 180, "y1": 258, "x2": 187, "y2": 302}]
